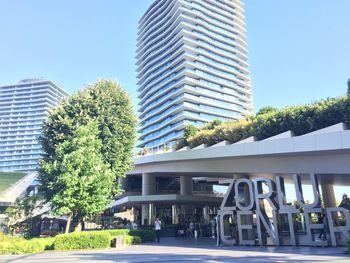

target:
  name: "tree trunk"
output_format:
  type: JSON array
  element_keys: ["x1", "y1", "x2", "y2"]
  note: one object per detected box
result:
[{"x1": 65, "y1": 214, "x2": 72, "y2": 234}]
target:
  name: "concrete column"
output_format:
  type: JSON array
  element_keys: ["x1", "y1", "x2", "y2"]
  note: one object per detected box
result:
[
  {"x1": 180, "y1": 175, "x2": 193, "y2": 195},
  {"x1": 203, "y1": 206, "x2": 210, "y2": 223},
  {"x1": 141, "y1": 173, "x2": 156, "y2": 225},
  {"x1": 141, "y1": 204, "x2": 156, "y2": 226},
  {"x1": 172, "y1": 205, "x2": 179, "y2": 225},
  {"x1": 320, "y1": 179, "x2": 337, "y2": 208},
  {"x1": 319, "y1": 178, "x2": 340, "y2": 239},
  {"x1": 180, "y1": 175, "x2": 193, "y2": 220},
  {"x1": 142, "y1": 173, "x2": 156, "y2": 196},
  {"x1": 148, "y1": 203, "x2": 155, "y2": 225},
  {"x1": 141, "y1": 204, "x2": 149, "y2": 226}
]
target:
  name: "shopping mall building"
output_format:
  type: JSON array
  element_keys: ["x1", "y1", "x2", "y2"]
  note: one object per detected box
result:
[{"x1": 108, "y1": 123, "x2": 350, "y2": 246}]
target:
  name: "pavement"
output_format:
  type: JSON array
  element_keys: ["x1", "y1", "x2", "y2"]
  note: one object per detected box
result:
[{"x1": 1, "y1": 237, "x2": 349, "y2": 263}]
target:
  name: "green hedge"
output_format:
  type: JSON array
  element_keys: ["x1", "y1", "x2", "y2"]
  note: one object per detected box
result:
[
  {"x1": 129, "y1": 229, "x2": 155, "y2": 242},
  {"x1": 54, "y1": 231, "x2": 110, "y2": 251},
  {"x1": 131, "y1": 235, "x2": 142, "y2": 244},
  {"x1": 0, "y1": 239, "x2": 50, "y2": 255},
  {"x1": 0, "y1": 229, "x2": 150, "y2": 255},
  {"x1": 97, "y1": 229, "x2": 155, "y2": 243},
  {"x1": 180, "y1": 96, "x2": 350, "y2": 149},
  {"x1": 0, "y1": 232, "x2": 55, "y2": 255},
  {"x1": 28, "y1": 237, "x2": 55, "y2": 251},
  {"x1": 99, "y1": 229, "x2": 129, "y2": 238},
  {"x1": 53, "y1": 230, "x2": 150, "y2": 251},
  {"x1": 124, "y1": 235, "x2": 141, "y2": 245}
]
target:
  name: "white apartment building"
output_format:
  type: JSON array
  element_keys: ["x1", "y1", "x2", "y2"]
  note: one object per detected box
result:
[
  {"x1": 137, "y1": 0, "x2": 253, "y2": 150},
  {"x1": 0, "y1": 79, "x2": 67, "y2": 173}
]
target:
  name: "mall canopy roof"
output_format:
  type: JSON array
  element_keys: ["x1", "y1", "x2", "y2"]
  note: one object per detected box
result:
[{"x1": 130, "y1": 123, "x2": 350, "y2": 185}]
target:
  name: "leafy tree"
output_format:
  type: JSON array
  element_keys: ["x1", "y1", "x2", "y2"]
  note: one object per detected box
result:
[
  {"x1": 206, "y1": 119, "x2": 223, "y2": 130},
  {"x1": 347, "y1": 78, "x2": 350, "y2": 97},
  {"x1": 339, "y1": 194, "x2": 350, "y2": 210},
  {"x1": 41, "y1": 121, "x2": 113, "y2": 232},
  {"x1": 256, "y1": 106, "x2": 278, "y2": 116},
  {"x1": 184, "y1": 124, "x2": 199, "y2": 140},
  {"x1": 338, "y1": 194, "x2": 350, "y2": 226},
  {"x1": 38, "y1": 79, "x2": 137, "y2": 231}
]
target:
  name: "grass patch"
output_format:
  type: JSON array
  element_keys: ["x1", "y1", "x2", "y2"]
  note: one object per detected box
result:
[{"x1": 0, "y1": 172, "x2": 27, "y2": 192}]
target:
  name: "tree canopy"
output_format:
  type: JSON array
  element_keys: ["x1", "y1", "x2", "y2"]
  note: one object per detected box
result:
[
  {"x1": 183, "y1": 124, "x2": 199, "y2": 141},
  {"x1": 339, "y1": 194, "x2": 350, "y2": 210},
  {"x1": 38, "y1": 80, "x2": 137, "y2": 229},
  {"x1": 41, "y1": 121, "x2": 114, "y2": 227},
  {"x1": 256, "y1": 106, "x2": 278, "y2": 116}
]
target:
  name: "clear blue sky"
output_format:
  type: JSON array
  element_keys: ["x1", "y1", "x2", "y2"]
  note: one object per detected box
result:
[{"x1": 0, "y1": 0, "x2": 349, "y2": 111}]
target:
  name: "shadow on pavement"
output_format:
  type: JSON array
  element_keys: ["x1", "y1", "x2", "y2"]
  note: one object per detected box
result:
[
  {"x1": 71, "y1": 252, "x2": 336, "y2": 263},
  {"x1": 139, "y1": 237, "x2": 348, "y2": 257}
]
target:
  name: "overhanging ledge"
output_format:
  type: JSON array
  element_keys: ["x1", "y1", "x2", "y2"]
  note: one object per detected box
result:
[{"x1": 108, "y1": 194, "x2": 222, "y2": 207}]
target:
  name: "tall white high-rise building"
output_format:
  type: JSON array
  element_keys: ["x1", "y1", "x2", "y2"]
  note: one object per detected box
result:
[
  {"x1": 0, "y1": 79, "x2": 67, "y2": 173},
  {"x1": 137, "y1": 0, "x2": 253, "y2": 150}
]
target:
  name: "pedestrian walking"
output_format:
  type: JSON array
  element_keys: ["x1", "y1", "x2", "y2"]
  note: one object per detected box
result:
[{"x1": 155, "y1": 218, "x2": 162, "y2": 243}]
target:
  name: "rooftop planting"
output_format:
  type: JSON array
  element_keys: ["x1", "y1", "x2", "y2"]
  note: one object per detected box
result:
[{"x1": 177, "y1": 96, "x2": 350, "y2": 149}]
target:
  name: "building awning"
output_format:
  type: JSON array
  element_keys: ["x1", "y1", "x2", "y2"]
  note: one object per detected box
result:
[{"x1": 108, "y1": 194, "x2": 222, "y2": 208}]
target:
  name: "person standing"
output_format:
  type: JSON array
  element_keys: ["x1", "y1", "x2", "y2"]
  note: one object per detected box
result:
[
  {"x1": 155, "y1": 218, "x2": 162, "y2": 243},
  {"x1": 189, "y1": 220, "x2": 195, "y2": 238},
  {"x1": 126, "y1": 220, "x2": 133, "y2": 230}
]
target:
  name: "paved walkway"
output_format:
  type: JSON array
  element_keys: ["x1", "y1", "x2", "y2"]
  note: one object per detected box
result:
[{"x1": 1, "y1": 237, "x2": 349, "y2": 263}]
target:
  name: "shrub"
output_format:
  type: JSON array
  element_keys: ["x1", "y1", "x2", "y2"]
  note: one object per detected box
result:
[
  {"x1": 123, "y1": 235, "x2": 141, "y2": 245},
  {"x1": 54, "y1": 231, "x2": 110, "y2": 250},
  {"x1": 0, "y1": 229, "x2": 147, "y2": 254},
  {"x1": 0, "y1": 230, "x2": 143, "y2": 254},
  {"x1": 99, "y1": 229, "x2": 155, "y2": 243},
  {"x1": 6, "y1": 240, "x2": 43, "y2": 254},
  {"x1": 0, "y1": 233, "x2": 54, "y2": 255},
  {"x1": 129, "y1": 229, "x2": 155, "y2": 242},
  {"x1": 109, "y1": 234, "x2": 142, "y2": 247},
  {"x1": 0, "y1": 231, "x2": 8, "y2": 242},
  {"x1": 95, "y1": 229, "x2": 142, "y2": 246},
  {"x1": 101, "y1": 229, "x2": 129, "y2": 238},
  {"x1": 346, "y1": 239, "x2": 350, "y2": 253},
  {"x1": 30, "y1": 237, "x2": 55, "y2": 251},
  {"x1": 130, "y1": 235, "x2": 142, "y2": 244}
]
